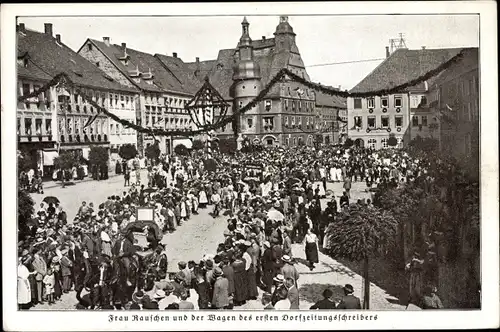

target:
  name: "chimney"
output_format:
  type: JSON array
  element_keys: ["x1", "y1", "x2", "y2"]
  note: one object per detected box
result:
[
  {"x1": 19, "y1": 23, "x2": 26, "y2": 33},
  {"x1": 262, "y1": 36, "x2": 266, "y2": 41},
  {"x1": 385, "y1": 46, "x2": 390, "y2": 58},
  {"x1": 44, "y1": 23, "x2": 53, "y2": 36},
  {"x1": 338, "y1": 85, "x2": 341, "y2": 90},
  {"x1": 196, "y1": 57, "x2": 200, "y2": 64},
  {"x1": 122, "y1": 42, "x2": 126, "y2": 49},
  {"x1": 56, "y1": 34, "x2": 61, "y2": 44},
  {"x1": 103, "y1": 37, "x2": 110, "y2": 47},
  {"x1": 173, "y1": 52, "x2": 178, "y2": 58},
  {"x1": 422, "y1": 46, "x2": 426, "y2": 50}
]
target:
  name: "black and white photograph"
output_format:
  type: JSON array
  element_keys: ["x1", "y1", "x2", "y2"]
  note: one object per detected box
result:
[{"x1": 2, "y1": 2, "x2": 498, "y2": 331}]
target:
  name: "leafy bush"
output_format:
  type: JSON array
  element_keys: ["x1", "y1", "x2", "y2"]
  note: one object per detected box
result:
[
  {"x1": 343, "y1": 138, "x2": 354, "y2": 148},
  {"x1": 89, "y1": 146, "x2": 109, "y2": 167},
  {"x1": 145, "y1": 141, "x2": 161, "y2": 161},
  {"x1": 388, "y1": 134, "x2": 398, "y2": 147},
  {"x1": 54, "y1": 151, "x2": 79, "y2": 170},
  {"x1": 18, "y1": 151, "x2": 36, "y2": 172},
  {"x1": 118, "y1": 144, "x2": 138, "y2": 160},
  {"x1": 18, "y1": 188, "x2": 34, "y2": 229},
  {"x1": 174, "y1": 144, "x2": 190, "y2": 156},
  {"x1": 192, "y1": 139, "x2": 204, "y2": 150}
]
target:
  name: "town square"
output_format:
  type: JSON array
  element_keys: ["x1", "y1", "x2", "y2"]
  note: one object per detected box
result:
[{"x1": 13, "y1": 12, "x2": 482, "y2": 314}]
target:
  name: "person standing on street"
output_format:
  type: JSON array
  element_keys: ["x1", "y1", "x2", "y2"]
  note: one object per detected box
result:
[
  {"x1": 343, "y1": 176, "x2": 352, "y2": 199},
  {"x1": 310, "y1": 288, "x2": 337, "y2": 309},
  {"x1": 124, "y1": 168, "x2": 130, "y2": 187},
  {"x1": 336, "y1": 284, "x2": 361, "y2": 309}
]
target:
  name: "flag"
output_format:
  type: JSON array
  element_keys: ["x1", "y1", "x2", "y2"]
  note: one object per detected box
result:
[{"x1": 294, "y1": 87, "x2": 304, "y2": 95}]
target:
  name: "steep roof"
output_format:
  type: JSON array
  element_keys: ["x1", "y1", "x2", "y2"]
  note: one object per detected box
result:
[
  {"x1": 349, "y1": 48, "x2": 465, "y2": 94},
  {"x1": 316, "y1": 90, "x2": 347, "y2": 109},
  {"x1": 154, "y1": 54, "x2": 204, "y2": 95},
  {"x1": 88, "y1": 39, "x2": 164, "y2": 93},
  {"x1": 184, "y1": 60, "x2": 217, "y2": 85},
  {"x1": 18, "y1": 29, "x2": 136, "y2": 93},
  {"x1": 205, "y1": 49, "x2": 237, "y2": 100}
]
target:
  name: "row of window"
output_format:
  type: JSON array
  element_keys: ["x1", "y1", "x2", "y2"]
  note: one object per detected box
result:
[
  {"x1": 283, "y1": 136, "x2": 314, "y2": 147},
  {"x1": 456, "y1": 99, "x2": 480, "y2": 123},
  {"x1": 353, "y1": 115, "x2": 404, "y2": 129},
  {"x1": 145, "y1": 106, "x2": 189, "y2": 114},
  {"x1": 110, "y1": 122, "x2": 135, "y2": 136},
  {"x1": 17, "y1": 118, "x2": 52, "y2": 136},
  {"x1": 353, "y1": 96, "x2": 403, "y2": 109},
  {"x1": 284, "y1": 115, "x2": 319, "y2": 127},
  {"x1": 58, "y1": 117, "x2": 107, "y2": 136},
  {"x1": 145, "y1": 116, "x2": 192, "y2": 128},
  {"x1": 283, "y1": 99, "x2": 315, "y2": 113},
  {"x1": 366, "y1": 137, "x2": 403, "y2": 149}
]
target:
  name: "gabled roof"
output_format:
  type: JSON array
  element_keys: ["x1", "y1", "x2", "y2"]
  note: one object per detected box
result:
[
  {"x1": 316, "y1": 89, "x2": 347, "y2": 109},
  {"x1": 205, "y1": 49, "x2": 237, "y2": 100},
  {"x1": 349, "y1": 48, "x2": 465, "y2": 94},
  {"x1": 184, "y1": 60, "x2": 217, "y2": 84},
  {"x1": 18, "y1": 29, "x2": 136, "y2": 93},
  {"x1": 87, "y1": 39, "x2": 164, "y2": 93}
]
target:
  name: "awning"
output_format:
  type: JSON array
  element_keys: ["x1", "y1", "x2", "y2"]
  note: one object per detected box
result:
[
  {"x1": 82, "y1": 147, "x2": 90, "y2": 160},
  {"x1": 42, "y1": 150, "x2": 59, "y2": 166},
  {"x1": 173, "y1": 138, "x2": 193, "y2": 149}
]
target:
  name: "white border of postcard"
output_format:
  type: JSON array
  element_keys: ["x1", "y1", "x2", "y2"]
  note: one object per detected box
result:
[{"x1": 2, "y1": 2, "x2": 498, "y2": 331}]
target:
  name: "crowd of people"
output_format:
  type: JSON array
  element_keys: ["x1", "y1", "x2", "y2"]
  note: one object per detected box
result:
[{"x1": 18, "y1": 143, "x2": 447, "y2": 310}]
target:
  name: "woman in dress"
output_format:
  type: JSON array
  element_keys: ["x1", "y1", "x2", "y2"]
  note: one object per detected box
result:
[
  {"x1": 198, "y1": 188, "x2": 208, "y2": 209},
  {"x1": 231, "y1": 252, "x2": 248, "y2": 306},
  {"x1": 303, "y1": 228, "x2": 319, "y2": 271},
  {"x1": 18, "y1": 254, "x2": 32, "y2": 309}
]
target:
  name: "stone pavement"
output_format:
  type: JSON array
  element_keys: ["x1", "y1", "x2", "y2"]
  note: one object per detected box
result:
[{"x1": 29, "y1": 179, "x2": 417, "y2": 310}]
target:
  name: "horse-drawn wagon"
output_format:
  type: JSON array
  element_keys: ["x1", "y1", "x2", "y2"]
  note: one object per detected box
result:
[{"x1": 121, "y1": 207, "x2": 163, "y2": 257}]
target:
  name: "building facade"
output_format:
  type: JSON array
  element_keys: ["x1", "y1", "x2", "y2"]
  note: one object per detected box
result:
[
  {"x1": 78, "y1": 39, "x2": 197, "y2": 156},
  {"x1": 188, "y1": 16, "x2": 343, "y2": 148},
  {"x1": 429, "y1": 48, "x2": 479, "y2": 179},
  {"x1": 17, "y1": 23, "x2": 136, "y2": 177},
  {"x1": 348, "y1": 47, "x2": 465, "y2": 150}
]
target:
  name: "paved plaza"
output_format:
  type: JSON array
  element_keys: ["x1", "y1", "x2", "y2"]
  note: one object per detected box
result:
[{"x1": 30, "y1": 176, "x2": 417, "y2": 310}]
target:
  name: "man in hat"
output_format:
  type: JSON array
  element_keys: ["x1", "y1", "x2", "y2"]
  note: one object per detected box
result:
[
  {"x1": 159, "y1": 282, "x2": 179, "y2": 309},
  {"x1": 271, "y1": 274, "x2": 286, "y2": 305},
  {"x1": 310, "y1": 288, "x2": 337, "y2": 309},
  {"x1": 60, "y1": 248, "x2": 73, "y2": 293},
  {"x1": 337, "y1": 284, "x2": 361, "y2": 309},
  {"x1": 281, "y1": 255, "x2": 299, "y2": 286},
  {"x1": 178, "y1": 290, "x2": 195, "y2": 310},
  {"x1": 131, "y1": 290, "x2": 144, "y2": 309},
  {"x1": 148, "y1": 244, "x2": 168, "y2": 280},
  {"x1": 178, "y1": 261, "x2": 191, "y2": 288},
  {"x1": 212, "y1": 267, "x2": 230, "y2": 309},
  {"x1": 261, "y1": 240, "x2": 274, "y2": 293},
  {"x1": 31, "y1": 247, "x2": 47, "y2": 304}
]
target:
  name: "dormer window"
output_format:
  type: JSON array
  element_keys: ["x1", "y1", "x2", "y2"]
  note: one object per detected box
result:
[
  {"x1": 87, "y1": 43, "x2": 93, "y2": 51},
  {"x1": 23, "y1": 58, "x2": 29, "y2": 68}
]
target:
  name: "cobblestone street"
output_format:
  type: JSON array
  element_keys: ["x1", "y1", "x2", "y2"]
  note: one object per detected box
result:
[{"x1": 30, "y1": 178, "x2": 416, "y2": 310}]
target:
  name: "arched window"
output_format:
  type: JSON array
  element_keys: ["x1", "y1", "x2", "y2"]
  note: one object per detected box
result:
[{"x1": 381, "y1": 138, "x2": 388, "y2": 149}]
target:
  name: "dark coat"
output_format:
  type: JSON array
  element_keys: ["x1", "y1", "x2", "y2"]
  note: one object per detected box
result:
[
  {"x1": 212, "y1": 277, "x2": 230, "y2": 308},
  {"x1": 194, "y1": 279, "x2": 210, "y2": 309},
  {"x1": 310, "y1": 298, "x2": 337, "y2": 309},
  {"x1": 231, "y1": 259, "x2": 248, "y2": 303},
  {"x1": 337, "y1": 295, "x2": 361, "y2": 309},
  {"x1": 222, "y1": 264, "x2": 235, "y2": 295}
]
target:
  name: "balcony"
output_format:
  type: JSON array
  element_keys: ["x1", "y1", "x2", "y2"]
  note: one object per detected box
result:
[{"x1": 18, "y1": 133, "x2": 54, "y2": 145}]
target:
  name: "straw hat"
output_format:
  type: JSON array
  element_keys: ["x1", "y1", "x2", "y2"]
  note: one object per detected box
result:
[
  {"x1": 153, "y1": 289, "x2": 166, "y2": 299},
  {"x1": 273, "y1": 274, "x2": 285, "y2": 283}
]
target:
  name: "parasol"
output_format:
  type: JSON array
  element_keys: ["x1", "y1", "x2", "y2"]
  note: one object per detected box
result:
[{"x1": 43, "y1": 196, "x2": 60, "y2": 205}]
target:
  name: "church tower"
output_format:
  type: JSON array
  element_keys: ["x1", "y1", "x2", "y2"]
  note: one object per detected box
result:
[{"x1": 232, "y1": 17, "x2": 262, "y2": 139}]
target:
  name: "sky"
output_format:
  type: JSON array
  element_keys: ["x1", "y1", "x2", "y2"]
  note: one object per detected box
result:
[{"x1": 18, "y1": 14, "x2": 479, "y2": 90}]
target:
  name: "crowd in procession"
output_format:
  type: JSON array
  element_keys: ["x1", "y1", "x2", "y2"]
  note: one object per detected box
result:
[{"x1": 18, "y1": 142, "x2": 448, "y2": 311}]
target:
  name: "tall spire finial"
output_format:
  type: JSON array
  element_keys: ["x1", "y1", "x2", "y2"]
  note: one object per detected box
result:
[{"x1": 242, "y1": 16, "x2": 249, "y2": 25}]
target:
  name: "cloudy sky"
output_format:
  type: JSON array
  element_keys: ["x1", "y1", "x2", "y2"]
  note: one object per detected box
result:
[{"x1": 18, "y1": 14, "x2": 479, "y2": 90}]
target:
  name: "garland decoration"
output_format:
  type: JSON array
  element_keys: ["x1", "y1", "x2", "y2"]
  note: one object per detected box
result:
[{"x1": 17, "y1": 48, "x2": 467, "y2": 137}]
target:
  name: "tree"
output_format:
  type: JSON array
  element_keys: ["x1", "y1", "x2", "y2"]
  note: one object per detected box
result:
[
  {"x1": 217, "y1": 137, "x2": 237, "y2": 154},
  {"x1": 18, "y1": 188, "x2": 35, "y2": 240},
  {"x1": 89, "y1": 146, "x2": 109, "y2": 167},
  {"x1": 409, "y1": 136, "x2": 439, "y2": 154},
  {"x1": 388, "y1": 134, "x2": 398, "y2": 147},
  {"x1": 174, "y1": 143, "x2": 190, "y2": 156},
  {"x1": 54, "y1": 151, "x2": 79, "y2": 170},
  {"x1": 192, "y1": 139, "x2": 204, "y2": 150},
  {"x1": 18, "y1": 150, "x2": 36, "y2": 172},
  {"x1": 145, "y1": 141, "x2": 161, "y2": 162},
  {"x1": 118, "y1": 144, "x2": 138, "y2": 160},
  {"x1": 325, "y1": 204, "x2": 398, "y2": 309},
  {"x1": 344, "y1": 137, "x2": 354, "y2": 148}
]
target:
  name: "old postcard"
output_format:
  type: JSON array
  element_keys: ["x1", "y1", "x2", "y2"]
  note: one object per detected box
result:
[{"x1": 1, "y1": 1, "x2": 498, "y2": 331}]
